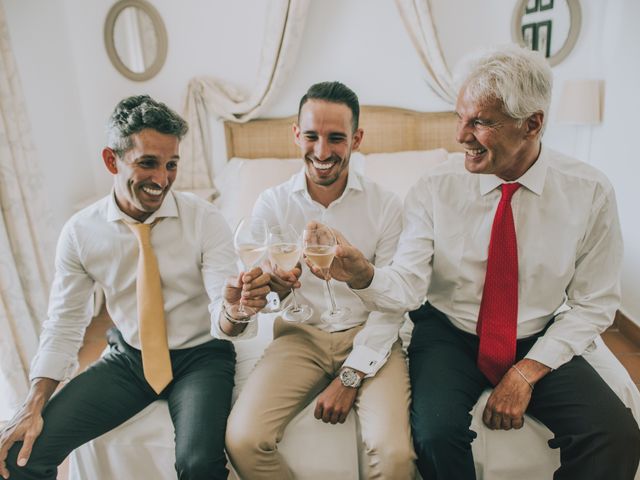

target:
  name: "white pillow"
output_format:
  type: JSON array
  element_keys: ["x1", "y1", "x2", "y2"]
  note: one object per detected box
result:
[
  {"x1": 363, "y1": 148, "x2": 448, "y2": 200},
  {"x1": 214, "y1": 157, "x2": 301, "y2": 228}
]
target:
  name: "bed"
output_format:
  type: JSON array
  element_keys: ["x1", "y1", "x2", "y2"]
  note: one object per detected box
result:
[{"x1": 69, "y1": 106, "x2": 640, "y2": 480}]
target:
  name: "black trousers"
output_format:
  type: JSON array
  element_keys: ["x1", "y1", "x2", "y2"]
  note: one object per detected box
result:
[
  {"x1": 6, "y1": 328, "x2": 235, "y2": 480},
  {"x1": 408, "y1": 304, "x2": 640, "y2": 480}
]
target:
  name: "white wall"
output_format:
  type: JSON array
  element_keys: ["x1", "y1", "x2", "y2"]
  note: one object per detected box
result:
[{"x1": 3, "y1": 0, "x2": 639, "y2": 322}]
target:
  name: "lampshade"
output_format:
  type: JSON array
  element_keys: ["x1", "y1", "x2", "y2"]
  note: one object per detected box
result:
[{"x1": 556, "y1": 79, "x2": 603, "y2": 125}]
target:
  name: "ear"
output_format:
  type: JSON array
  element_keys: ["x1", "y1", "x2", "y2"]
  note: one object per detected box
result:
[
  {"x1": 102, "y1": 147, "x2": 118, "y2": 174},
  {"x1": 293, "y1": 122, "x2": 301, "y2": 147},
  {"x1": 524, "y1": 112, "x2": 544, "y2": 139},
  {"x1": 351, "y1": 128, "x2": 364, "y2": 151}
]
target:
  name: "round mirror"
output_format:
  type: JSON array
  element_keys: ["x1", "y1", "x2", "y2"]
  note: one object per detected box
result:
[
  {"x1": 104, "y1": 0, "x2": 168, "y2": 81},
  {"x1": 511, "y1": 0, "x2": 581, "y2": 66}
]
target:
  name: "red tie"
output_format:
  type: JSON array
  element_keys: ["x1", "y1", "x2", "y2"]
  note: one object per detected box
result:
[{"x1": 477, "y1": 183, "x2": 521, "y2": 386}]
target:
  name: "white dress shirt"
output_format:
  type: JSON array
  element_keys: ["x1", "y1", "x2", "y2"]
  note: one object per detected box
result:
[
  {"x1": 228, "y1": 166, "x2": 403, "y2": 376},
  {"x1": 30, "y1": 190, "x2": 237, "y2": 381},
  {"x1": 355, "y1": 146, "x2": 623, "y2": 370}
]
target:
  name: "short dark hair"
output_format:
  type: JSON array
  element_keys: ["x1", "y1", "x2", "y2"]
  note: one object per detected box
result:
[
  {"x1": 106, "y1": 95, "x2": 188, "y2": 157},
  {"x1": 298, "y1": 81, "x2": 360, "y2": 132}
]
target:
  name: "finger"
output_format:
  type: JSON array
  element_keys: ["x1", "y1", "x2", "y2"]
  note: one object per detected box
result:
[
  {"x1": 500, "y1": 415, "x2": 513, "y2": 431},
  {"x1": 17, "y1": 432, "x2": 37, "y2": 467},
  {"x1": 338, "y1": 410, "x2": 348, "y2": 424},
  {"x1": 482, "y1": 405, "x2": 493, "y2": 427},
  {"x1": 245, "y1": 266, "x2": 263, "y2": 280},
  {"x1": 314, "y1": 401, "x2": 323, "y2": 420},
  {"x1": 242, "y1": 285, "x2": 271, "y2": 300},
  {"x1": 512, "y1": 416, "x2": 525, "y2": 429},
  {"x1": 330, "y1": 409, "x2": 341, "y2": 425},
  {"x1": 322, "y1": 407, "x2": 334, "y2": 424},
  {"x1": 490, "y1": 413, "x2": 502, "y2": 430}
]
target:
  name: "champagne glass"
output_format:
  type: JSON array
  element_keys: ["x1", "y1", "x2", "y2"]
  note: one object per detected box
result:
[
  {"x1": 268, "y1": 225, "x2": 313, "y2": 322},
  {"x1": 227, "y1": 216, "x2": 268, "y2": 322},
  {"x1": 303, "y1": 224, "x2": 351, "y2": 322}
]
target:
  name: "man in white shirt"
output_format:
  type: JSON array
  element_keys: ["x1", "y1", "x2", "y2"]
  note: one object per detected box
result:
[
  {"x1": 224, "y1": 82, "x2": 416, "y2": 479},
  {"x1": 323, "y1": 47, "x2": 640, "y2": 479},
  {"x1": 0, "y1": 95, "x2": 270, "y2": 480}
]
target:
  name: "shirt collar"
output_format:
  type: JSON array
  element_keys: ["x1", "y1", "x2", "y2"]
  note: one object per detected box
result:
[
  {"x1": 291, "y1": 161, "x2": 364, "y2": 197},
  {"x1": 106, "y1": 189, "x2": 179, "y2": 223},
  {"x1": 479, "y1": 144, "x2": 548, "y2": 196}
]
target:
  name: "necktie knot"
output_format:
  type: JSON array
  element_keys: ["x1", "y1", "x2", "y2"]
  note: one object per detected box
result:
[
  {"x1": 500, "y1": 182, "x2": 521, "y2": 203},
  {"x1": 127, "y1": 223, "x2": 152, "y2": 246}
]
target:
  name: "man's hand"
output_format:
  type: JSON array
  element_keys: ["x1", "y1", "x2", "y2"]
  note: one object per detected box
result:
[
  {"x1": 223, "y1": 267, "x2": 271, "y2": 312},
  {"x1": 314, "y1": 376, "x2": 361, "y2": 425},
  {"x1": 265, "y1": 262, "x2": 302, "y2": 301},
  {"x1": 482, "y1": 359, "x2": 551, "y2": 430},
  {"x1": 220, "y1": 267, "x2": 271, "y2": 336},
  {"x1": 0, "y1": 378, "x2": 58, "y2": 479},
  {"x1": 303, "y1": 221, "x2": 374, "y2": 290}
]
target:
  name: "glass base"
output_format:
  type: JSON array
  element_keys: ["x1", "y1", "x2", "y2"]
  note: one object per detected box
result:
[
  {"x1": 282, "y1": 304, "x2": 313, "y2": 322},
  {"x1": 225, "y1": 304, "x2": 256, "y2": 324},
  {"x1": 321, "y1": 306, "x2": 351, "y2": 323}
]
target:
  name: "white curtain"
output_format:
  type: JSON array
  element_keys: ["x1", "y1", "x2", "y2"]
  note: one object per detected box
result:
[
  {"x1": 176, "y1": 0, "x2": 310, "y2": 194},
  {"x1": 394, "y1": 0, "x2": 457, "y2": 105},
  {"x1": 0, "y1": 3, "x2": 55, "y2": 418}
]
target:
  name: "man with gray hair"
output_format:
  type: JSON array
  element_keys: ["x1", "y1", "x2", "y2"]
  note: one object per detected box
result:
[
  {"x1": 0, "y1": 95, "x2": 270, "y2": 480},
  {"x1": 318, "y1": 45, "x2": 640, "y2": 478}
]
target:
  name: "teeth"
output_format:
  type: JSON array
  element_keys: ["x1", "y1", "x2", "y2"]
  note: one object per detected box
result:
[
  {"x1": 142, "y1": 186, "x2": 163, "y2": 196},
  {"x1": 312, "y1": 160, "x2": 334, "y2": 170},
  {"x1": 466, "y1": 148, "x2": 487, "y2": 156}
]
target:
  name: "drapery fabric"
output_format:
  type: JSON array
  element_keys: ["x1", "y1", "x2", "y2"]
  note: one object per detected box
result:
[
  {"x1": 177, "y1": 0, "x2": 310, "y2": 193},
  {"x1": 394, "y1": 0, "x2": 457, "y2": 104},
  {"x1": 0, "y1": 3, "x2": 55, "y2": 418}
]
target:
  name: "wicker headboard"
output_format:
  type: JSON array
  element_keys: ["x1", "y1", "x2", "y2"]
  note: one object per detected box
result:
[{"x1": 224, "y1": 106, "x2": 463, "y2": 159}]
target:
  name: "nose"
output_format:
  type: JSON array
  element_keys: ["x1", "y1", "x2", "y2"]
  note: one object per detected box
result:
[
  {"x1": 151, "y1": 167, "x2": 169, "y2": 187},
  {"x1": 313, "y1": 138, "x2": 331, "y2": 161},
  {"x1": 455, "y1": 120, "x2": 473, "y2": 145}
]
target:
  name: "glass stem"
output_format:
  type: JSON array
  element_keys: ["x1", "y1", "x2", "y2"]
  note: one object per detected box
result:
[
  {"x1": 290, "y1": 287, "x2": 301, "y2": 311},
  {"x1": 325, "y1": 278, "x2": 338, "y2": 313}
]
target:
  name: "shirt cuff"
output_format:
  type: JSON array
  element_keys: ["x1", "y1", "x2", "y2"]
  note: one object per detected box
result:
[
  {"x1": 29, "y1": 350, "x2": 79, "y2": 382},
  {"x1": 525, "y1": 336, "x2": 576, "y2": 370},
  {"x1": 342, "y1": 345, "x2": 387, "y2": 377},
  {"x1": 210, "y1": 303, "x2": 259, "y2": 341}
]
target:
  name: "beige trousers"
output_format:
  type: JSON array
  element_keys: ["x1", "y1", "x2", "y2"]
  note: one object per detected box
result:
[{"x1": 226, "y1": 318, "x2": 416, "y2": 480}]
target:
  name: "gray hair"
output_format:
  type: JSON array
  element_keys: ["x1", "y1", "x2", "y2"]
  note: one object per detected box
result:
[
  {"x1": 106, "y1": 95, "x2": 188, "y2": 157},
  {"x1": 454, "y1": 44, "x2": 553, "y2": 133}
]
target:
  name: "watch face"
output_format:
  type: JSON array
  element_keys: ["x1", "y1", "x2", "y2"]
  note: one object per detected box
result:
[{"x1": 340, "y1": 368, "x2": 359, "y2": 387}]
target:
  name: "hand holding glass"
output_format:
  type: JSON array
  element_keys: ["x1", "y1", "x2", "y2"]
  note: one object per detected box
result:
[
  {"x1": 268, "y1": 225, "x2": 313, "y2": 322},
  {"x1": 303, "y1": 224, "x2": 350, "y2": 322},
  {"x1": 227, "y1": 216, "x2": 268, "y2": 322}
]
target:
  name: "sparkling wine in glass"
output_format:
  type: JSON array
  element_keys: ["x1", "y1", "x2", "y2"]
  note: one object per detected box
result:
[
  {"x1": 303, "y1": 224, "x2": 351, "y2": 322},
  {"x1": 228, "y1": 216, "x2": 268, "y2": 322},
  {"x1": 269, "y1": 225, "x2": 313, "y2": 322}
]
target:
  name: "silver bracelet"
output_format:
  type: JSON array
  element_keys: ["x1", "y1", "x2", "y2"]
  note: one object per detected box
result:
[
  {"x1": 223, "y1": 307, "x2": 251, "y2": 325},
  {"x1": 511, "y1": 365, "x2": 534, "y2": 391}
]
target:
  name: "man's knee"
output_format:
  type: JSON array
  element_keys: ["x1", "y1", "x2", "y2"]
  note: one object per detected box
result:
[
  {"x1": 369, "y1": 441, "x2": 417, "y2": 478},
  {"x1": 225, "y1": 413, "x2": 275, "y2": 460},
  {"x1": 412, "y1": 410, "x2": 475, "y2": 458},
  {"x1": 175, "y1": 452, "x2": 227, "y2": 480}
]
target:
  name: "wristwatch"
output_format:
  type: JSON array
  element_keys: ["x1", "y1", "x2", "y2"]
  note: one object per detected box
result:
[{"x1": 339, "y1": 368, "x2": 362, "y2": 388}]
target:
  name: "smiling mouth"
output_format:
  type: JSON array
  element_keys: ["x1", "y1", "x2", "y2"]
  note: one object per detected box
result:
[
  {"x1": 141, "y1": 185, "x2": 164, "y2": 197},
  {"x1": 465, "y1": 147, "x2": 487, "y2": 157}
]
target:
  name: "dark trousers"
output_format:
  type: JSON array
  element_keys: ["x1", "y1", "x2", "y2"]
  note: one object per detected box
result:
[
  {"x1": 408, "y1": 304, "x2": 640, "y2": 480},
  {"x1": 6, "y1": 328, "x2": 235, "y2": 480}
]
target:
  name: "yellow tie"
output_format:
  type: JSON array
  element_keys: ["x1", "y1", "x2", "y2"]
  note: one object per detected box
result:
[{"x1": 128, "y1": 222, "x2": 173, "y2": 394}]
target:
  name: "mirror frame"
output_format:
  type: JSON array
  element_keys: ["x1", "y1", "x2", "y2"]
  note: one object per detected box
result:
[
  {"x1": 511, "y1": 0, "x2": 582, "y2": 66},
  {"x1": 104, "y1": 0, "x2": 168, "y2": 81}
]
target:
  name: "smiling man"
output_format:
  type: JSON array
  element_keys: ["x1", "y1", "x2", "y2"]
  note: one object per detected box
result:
[
  {"x1": 0, "y1": 95, "x2": 270, "y2": 480},
  {"x1": 321, "y1": 46, "x2": 640, "y2": 479},
  {"x1": 224, "y1": 82, "x2": 416, "y2": 479}
]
